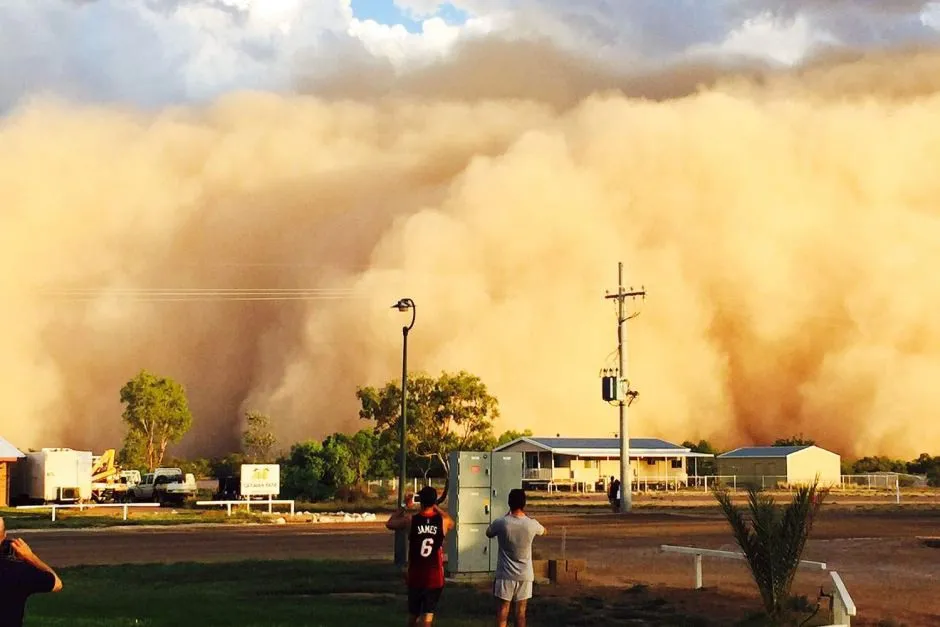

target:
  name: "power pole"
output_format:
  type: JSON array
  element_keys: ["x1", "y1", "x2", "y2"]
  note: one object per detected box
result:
[{"x1": 605, "y1": 262, "x2": 645, "y2": 513}]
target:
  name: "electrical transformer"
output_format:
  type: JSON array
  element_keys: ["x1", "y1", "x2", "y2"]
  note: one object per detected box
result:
[
  {"x1": 601, "y1": 375, "x2": 620, "y2": 401},
  {"x1": 446, "y1": 450, "x2": 523, "y2": 576}
]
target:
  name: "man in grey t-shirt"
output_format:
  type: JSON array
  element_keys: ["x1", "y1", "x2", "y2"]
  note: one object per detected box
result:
[{"x1": 485, "y1": 489, "x2": 546, "y2": 627}]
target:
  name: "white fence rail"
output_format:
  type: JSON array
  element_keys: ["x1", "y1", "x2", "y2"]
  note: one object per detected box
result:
[
  {"x1": 196, "y1": 498, "x2": 295, "y2": 516},
  {"x1": 825, "y1": 571, "x2": 857, "y2": 625},
  {"x1": 16, "y1": 503, "x2": 161, "y2": 521},
  {"x1": 660, "y1": 544, "x2": 827, "y2": 590}
]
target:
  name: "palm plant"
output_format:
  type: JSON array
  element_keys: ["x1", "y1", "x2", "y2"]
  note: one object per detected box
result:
[{"x1": 713, "y1": 478, "x2": 829, "y2": 623}]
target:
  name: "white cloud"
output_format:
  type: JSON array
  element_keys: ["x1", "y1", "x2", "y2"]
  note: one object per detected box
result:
[
  {"x1": 1, "y1": 0, "x2": 939, "y2": 110},
  {"x1": 348, "y1": 14, "x2": 494, "y2": 69}
]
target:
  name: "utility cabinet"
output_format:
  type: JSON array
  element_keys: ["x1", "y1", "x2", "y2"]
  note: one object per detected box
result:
[{"x1": 446, "y1": 450, "x2": 523, "y2": 576}]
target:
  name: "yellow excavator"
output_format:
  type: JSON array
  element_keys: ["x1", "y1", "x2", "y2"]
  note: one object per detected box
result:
[{"x1": 91, "y1": 449, "x2": 140, "y2": 503}]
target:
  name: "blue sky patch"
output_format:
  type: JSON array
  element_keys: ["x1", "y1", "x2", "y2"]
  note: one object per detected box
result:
[{"x1": 350, "y1": 1, "x2": 470, "y2": 33}]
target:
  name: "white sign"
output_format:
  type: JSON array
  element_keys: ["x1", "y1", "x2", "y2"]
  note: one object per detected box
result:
[{"x1": 240, "y1": 464, "x2": 280, "y2": 497}]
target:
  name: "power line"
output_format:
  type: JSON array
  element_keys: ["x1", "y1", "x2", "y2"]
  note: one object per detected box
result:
[
  {"x1": 34, "y1": 287, "x2": 366, "y2": 303},
  {"x1": 604, "y1": 262, "x2": 646, "y2": 515}
]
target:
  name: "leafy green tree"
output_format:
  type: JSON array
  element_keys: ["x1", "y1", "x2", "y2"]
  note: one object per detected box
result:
[
  {"x1": 713, "y1": 480, "x2": 829, "y2": 623},
  {"x1": 927, "y1": 466, "x2": 940, "y2": 488},
  {"x1": 117, "y1": 429, "x2": 148, "y2": 471},
  {"x1": 242, "y1": 411, "x2": 277, "y2": 463},
  {"x1": 119, "y1": 370, "x2": 193, "y2": 471},
  {"x1": 852, "y1": 456, "x2": 907, "y2": 473},
  {"x1": 907, "y1": 453, "x2": 938, "y2": 474},
  {"x1": 682, "y1": 439, "x2": 720, "y2": 475},
  {"x1": 346, "y1": 429, "x2": 377, "y2": 484},
  {"x1": 279, "y1": 441, "x2": 327, "y2": 501},
  {"x1": 164, "y1": 457, "x2": 213, "y2": 479},
  {"x1": 682, "y1": 439, "x2": 719, "y2": 455},
  {"x1": 358, "y1": 370, "x2": 499, "y2": 481},
  {"x1": 496, "y1": 429, "x2": 533, "y2": 447},
  {"x1": 320, "y1": 434, "x2": 356, "y2": 490},
  {"x1": 210, "y1": 453, "x2": 248, "y2": 478},
  {"x1": 772, "y1": 434, "x2": 815, "y2": 447},
  {"x1": 368, "y1": 429, "x2": 398, "y2": 479}
]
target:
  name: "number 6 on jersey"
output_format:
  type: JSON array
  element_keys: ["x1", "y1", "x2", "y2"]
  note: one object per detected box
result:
[{"x1": 420, "y1": 537, "x2": 435, "y2": 557}]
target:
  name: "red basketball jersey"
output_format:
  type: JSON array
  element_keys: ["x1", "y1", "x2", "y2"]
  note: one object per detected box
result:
[{"x1": 407, "y1": 510, "x2": 445, "y2": 589}]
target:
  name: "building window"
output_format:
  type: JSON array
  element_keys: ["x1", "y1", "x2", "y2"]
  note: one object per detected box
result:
[
  {"x1": 671, "y1": 459, "x2": 683, "y2": 469},
  {"x1": 646, "y1": 458, "x2": 656, "y2": 465}
]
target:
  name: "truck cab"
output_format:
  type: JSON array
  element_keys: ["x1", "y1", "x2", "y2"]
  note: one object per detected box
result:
[{"x1": 128, "y1": 468, "x2": 196, "y2": 505}]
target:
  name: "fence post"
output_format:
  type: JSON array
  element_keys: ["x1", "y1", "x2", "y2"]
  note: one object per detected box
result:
[
  {"x1": 226, "y1": 503, "x2": 232, "y2": 516},
  {"x1": 694, "y1": 554, "x2": 703, "y2": 590},
  {"x1": 123, "y1": 504, "x2": 128, "y2": 521},
  {"x1": 733, "y1": 475, "x2": 736, "y2": 491},
  {"x1": 268, "y1": 495, "x2": 273, "y2": 514},
  {"x1": 51, "y1": 506, "x2": 56, "y2": 522},
  {"x1": 290, "y1": 501, "x2": 295, "y2": 516}
]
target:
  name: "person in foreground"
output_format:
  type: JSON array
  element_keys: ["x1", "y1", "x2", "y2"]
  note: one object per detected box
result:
[
  {"x1": 386, "y1": 486, "x2": 454, "y2": 627},
  {"x1": 0, "y1": 516, "x2": 63, "y2": 627},
  {"x1": 486, "y1": 489, "x2": 546, "y2": 627}
]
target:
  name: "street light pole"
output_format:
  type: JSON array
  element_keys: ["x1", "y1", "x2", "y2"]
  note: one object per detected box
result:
[{"x1": 392, "y1": 298, "x2": 416, "y2": 567}]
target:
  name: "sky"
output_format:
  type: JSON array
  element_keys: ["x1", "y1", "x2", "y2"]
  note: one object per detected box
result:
[
  {"x1": 3, "y1": 0, "x2": 940, "y2": 111},
  {"x1": 4, "y1": 1, "x2": 940, "y2": 458},
  {"x1": 350, "y1": 0, "x2": 470, "y2": 32}
]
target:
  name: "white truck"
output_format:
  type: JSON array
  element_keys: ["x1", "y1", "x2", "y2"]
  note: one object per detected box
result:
[
  {"x1": 127, "y1": 468, "x2": 197, "y2": 506},
  {"x1": 11, "y1": 448, "x2": 93, "y2": 504}
]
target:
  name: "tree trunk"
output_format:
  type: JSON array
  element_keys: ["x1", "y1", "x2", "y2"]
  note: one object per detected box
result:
[
  {"x1": 157, "y1": 437, "x2": 169, "y2": 469},
  {"x1": 146, "y1": 421, "x2": 157, "y2": 472}
]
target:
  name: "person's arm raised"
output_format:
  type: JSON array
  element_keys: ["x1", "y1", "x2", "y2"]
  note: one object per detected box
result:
[
  {"x1": 385, "y1": 508, "x2": 411, "y2": 531},
  {"x1": 12, "y1": 539, "x2": 63, "y2": 592},
  {"x1": 433, "y1": 504, "x2": 455, "y2": 534}
]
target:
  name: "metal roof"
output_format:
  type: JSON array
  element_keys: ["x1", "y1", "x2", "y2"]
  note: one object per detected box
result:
[
  {"x1": 493, "y1": 437, "x2": 707, "y2": 457},
  {"x1": 0, "y1": 436, "x2": 25, "y2": 461},
  {"x1": 531, "y1": 437, "x2": 684, "y2": 450},
  {"x1": 718, "y1": 445, "x2": 812, "y2": 459}
]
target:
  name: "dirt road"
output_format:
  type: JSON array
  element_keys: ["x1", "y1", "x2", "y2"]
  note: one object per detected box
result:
[{"x1": 16, "y1": 509, "x2": 940, "y2": 626}]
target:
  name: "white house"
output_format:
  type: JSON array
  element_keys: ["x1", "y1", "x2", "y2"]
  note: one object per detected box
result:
[{"x1": 493, "y1": 436, "x2": 714, "y2": 491}]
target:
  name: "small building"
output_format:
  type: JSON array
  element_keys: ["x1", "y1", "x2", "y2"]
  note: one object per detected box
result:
[
  {"x1": 716, "y1": 445, "x2": 841, "y2": 488},
  {"x1": 0, "y1": 436, "x2": 25, "y2": 507},
  {"x1": 493, "y1": 436, "x2": 714, "y2": 492}
]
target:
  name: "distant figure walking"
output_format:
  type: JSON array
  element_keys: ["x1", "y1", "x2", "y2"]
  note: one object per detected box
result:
[
  {"x1": 385, "y1": 486, "x2": 454, "y2": 627},
  {"x1": 486, "y1": 489, "x2": 547, "y2": 627},
  {"x1": 608, "y1": 476, "x2": 622, "y2": 512}
]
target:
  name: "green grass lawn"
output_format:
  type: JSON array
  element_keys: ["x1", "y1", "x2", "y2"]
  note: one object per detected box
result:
[
  {"x1": 1, "y1": 498, "x2": 398, "y2": 531},
  {"x1": 1, "y1": 508, "x2": 269, "y2": 530},
  {"x1": 21, "y1": 560, "x2": 741, "y2": 627}
]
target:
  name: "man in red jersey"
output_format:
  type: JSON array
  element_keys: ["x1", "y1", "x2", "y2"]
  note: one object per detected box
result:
[{"x1": 386, "y1": 486, "x2": 454, "y2": 626}]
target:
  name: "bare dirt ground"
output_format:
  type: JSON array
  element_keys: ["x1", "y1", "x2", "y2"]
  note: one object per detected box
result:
[{"x1": 16, "y1": 505, "x2": 940, "y2": 626}]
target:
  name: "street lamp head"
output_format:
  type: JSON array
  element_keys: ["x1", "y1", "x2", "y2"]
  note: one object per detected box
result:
[
  {"x1": 391, "y1": 298, "x2": 416, "y2": 332},
  {"x1": 391, "y1": 298, "x2": 414, "y2": 312}
]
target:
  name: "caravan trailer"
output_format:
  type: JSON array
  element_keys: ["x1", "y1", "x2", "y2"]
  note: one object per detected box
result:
[{"x1": 12, "y1": 448, "x2": 93, "y2": 504}]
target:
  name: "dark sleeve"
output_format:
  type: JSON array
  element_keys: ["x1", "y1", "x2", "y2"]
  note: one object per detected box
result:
[{"x1": 17, "y1": 563, "x2": 56, "y2": 595}]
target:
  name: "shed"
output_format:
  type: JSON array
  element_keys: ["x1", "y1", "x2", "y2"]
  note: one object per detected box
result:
[
  {"x1": 717, "y1": 445, "x2": 841, "y2": 488},
  {"x1": 0, "y1": 436, "x2": 25, "y2": 507}
]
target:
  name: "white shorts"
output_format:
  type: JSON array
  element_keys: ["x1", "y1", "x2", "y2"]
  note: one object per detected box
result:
[{"x1": 493, "y1": 579, "x2": 533, "y2": 602}]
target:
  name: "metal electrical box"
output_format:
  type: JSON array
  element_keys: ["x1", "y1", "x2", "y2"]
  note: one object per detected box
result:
[
  {"x1": 488, "y1": 452, "x2": 524, "y2": 570},
  {"x1": 446, "y1": 450, "x2": 523, "y2": 576}
]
